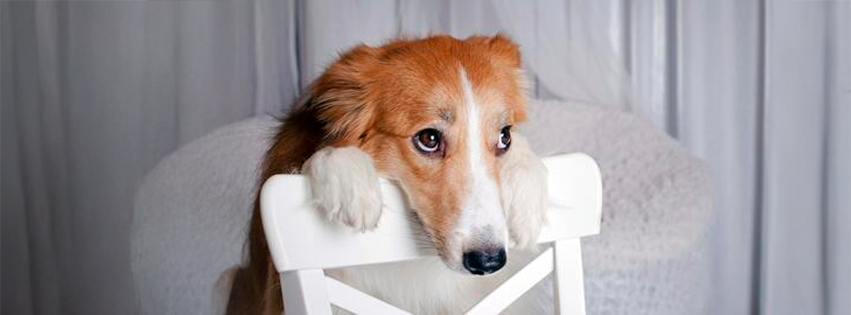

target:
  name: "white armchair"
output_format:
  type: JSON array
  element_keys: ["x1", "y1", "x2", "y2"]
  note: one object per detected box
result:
[{"x1": 131, "y1": 100, "x2": 712, "y2": 314}]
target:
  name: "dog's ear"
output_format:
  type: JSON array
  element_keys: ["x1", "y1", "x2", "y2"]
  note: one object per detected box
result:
[
  {"x1": 307, "y1": 44, "x2": 381, "y2": 146},
  {"x1": 486, "y1": 34, "x2": 522, "y2": 69},
  {"x1": 467, "y1": 34, "x2": 529, "y2": 123},
  {"x1": 466, "y1": 34, "x2": 522, "y2": 68}
]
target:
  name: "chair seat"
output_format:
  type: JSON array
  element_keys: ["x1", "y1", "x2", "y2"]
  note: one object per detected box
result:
[{"x1": 132, "y1": 99, "x2": 712, "y2": 315}]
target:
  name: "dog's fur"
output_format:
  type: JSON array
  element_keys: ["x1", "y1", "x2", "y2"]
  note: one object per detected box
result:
[{"x1": 225, "y1": 35, "x2": 548, "y2": 315}]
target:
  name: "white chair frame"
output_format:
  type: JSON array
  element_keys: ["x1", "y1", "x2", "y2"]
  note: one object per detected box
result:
[{"x1": 261, "y1": 153, "x2": 602, "y2": 315}]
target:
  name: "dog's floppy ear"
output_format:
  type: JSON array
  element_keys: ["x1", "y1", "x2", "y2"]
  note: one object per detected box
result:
[
  {"x1": 466, "y1": 34, "x2": 522, "y2": 68},
  {"x1": 486, "y1": 34, "x2": 522, "y2": 68},
  {"x1": 306, "y1": 44, "x2": 381, "y2": 146},
  {"x1": 467, "y1": 34, "x2": 529, "y2": 124}
]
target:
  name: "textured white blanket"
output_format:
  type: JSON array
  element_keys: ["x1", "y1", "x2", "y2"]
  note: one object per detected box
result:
[{"x1": 132, "y1": 100, "x2": 712, "y2": 314}]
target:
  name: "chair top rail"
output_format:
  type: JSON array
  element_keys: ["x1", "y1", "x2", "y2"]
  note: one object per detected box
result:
[{"x1": 261, "y1": 153, "x2": 602, "y2": 273}]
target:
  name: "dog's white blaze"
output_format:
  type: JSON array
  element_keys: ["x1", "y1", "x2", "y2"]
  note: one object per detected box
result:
[{"x1": 457, "y1": 68, "x2": 507, "y2": 247}]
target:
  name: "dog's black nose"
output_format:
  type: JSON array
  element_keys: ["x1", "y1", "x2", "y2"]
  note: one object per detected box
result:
[{"x1": 462, "y1": 248, "x2": 507, "y2": 275}]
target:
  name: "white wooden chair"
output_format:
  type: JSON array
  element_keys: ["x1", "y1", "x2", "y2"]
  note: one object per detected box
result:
[{"x1": 260, "y1": 153, "x2": 603, "y2": 315}]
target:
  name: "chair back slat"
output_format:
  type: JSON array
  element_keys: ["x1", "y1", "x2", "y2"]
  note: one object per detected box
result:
[
  {"x1": 261, "y1": 153, "x2": 602, "y2": 272},
  {"x1": 464, "y1": 248, "x2": 554, "y2": 315},
  {"x1": 262, "y1": 153, "x2": 602, "y2": 315},
  {"x1": 280, "y1": 269, "x2": 332, "y2": 315},
  {"x1": 552, "y1": 239, "x2": 587, "y2": 315},
  {"x1": 326, "y1": 277, "x2": 413, "y2": 315}
]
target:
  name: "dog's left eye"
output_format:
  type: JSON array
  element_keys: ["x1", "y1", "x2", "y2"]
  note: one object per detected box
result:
[
  {"x1": 413, "y1": 128, "x2": 442, "y2": 155},
  {"x1": 497, "y1": 126, "x2": 511, "y2": 153}
]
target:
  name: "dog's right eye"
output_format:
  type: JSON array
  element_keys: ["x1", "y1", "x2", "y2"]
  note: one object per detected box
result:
[{"x1": 413, "y1": 128, "x2": 442, "y2": 155}]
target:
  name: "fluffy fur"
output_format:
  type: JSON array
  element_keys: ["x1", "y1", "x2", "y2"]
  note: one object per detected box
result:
[
  {"x1": 225, "y1": 35, "x2": 548, "y2": 314},
  {"x1": 499, "y1": 135, "x2": 549, "y2": 249},
  {"x1": 303, "y1": 147, "x2": 384, "y2": 231}
]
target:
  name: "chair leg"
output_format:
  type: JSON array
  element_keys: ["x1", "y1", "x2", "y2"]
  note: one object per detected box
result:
[
  {"x1": 552, "y1": 239, "x2": 587, "y2": 315},
  {"x1": 281, "y1": 269, "x2": 333, "y2": 315}
]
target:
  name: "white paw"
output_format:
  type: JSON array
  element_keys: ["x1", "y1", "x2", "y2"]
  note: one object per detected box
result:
[
  {"x1": 500, "y1": 134, "x2": 548, "y2": 249},
  {"x1": 303, "y1": 146, "x2": 383, "y2": 232}
]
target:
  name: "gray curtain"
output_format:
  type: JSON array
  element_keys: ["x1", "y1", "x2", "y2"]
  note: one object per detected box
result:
[
  {"x1": 2, "y1": 1, "x2": 289, "y2": 314},
  {"x1": 2, "y1": 1, "x2": 849, "y2": 315},
  {"x1": 676, "y1": 1, "x2": 850, "y2": 314}
]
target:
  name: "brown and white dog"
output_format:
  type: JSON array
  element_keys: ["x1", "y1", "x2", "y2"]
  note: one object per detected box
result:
[{"x1": 225, "y1": 35, "x2": 549, "y2": 315}]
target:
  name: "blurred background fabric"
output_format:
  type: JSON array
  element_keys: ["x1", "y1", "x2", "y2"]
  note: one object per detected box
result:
[{"x1": 1, "y1": 1, "x2": 848, "y2": 314}]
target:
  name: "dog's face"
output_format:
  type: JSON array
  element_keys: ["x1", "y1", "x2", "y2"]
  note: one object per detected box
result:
[{"x1": 310, "y1": 35, "x2": 529, "y2": 275}]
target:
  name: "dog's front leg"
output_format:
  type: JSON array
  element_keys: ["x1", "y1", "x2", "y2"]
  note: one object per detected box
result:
[
  {"x1": 500, "y1": 134, "x2": 548, "y2": 249},
  {"x1": 302, "y1": 146, "x2": 383, "y2": 232}
]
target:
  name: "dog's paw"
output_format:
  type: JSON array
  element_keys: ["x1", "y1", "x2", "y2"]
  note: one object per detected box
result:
[
  {"x1": 303, "y1": 146, "x2": 383, "y2": 232},
  {"x1": 500, "y1": 134, "x2": 548, "y2": 249}
]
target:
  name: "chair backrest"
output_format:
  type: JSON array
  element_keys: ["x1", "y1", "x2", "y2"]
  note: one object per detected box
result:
[{"x1": 261, "y1": 153, "x2": 602, "y2": 315}]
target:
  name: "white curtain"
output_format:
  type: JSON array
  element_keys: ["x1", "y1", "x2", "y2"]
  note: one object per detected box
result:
[
  {"x1": 2, "y1": 1, "x2": 848, "y2": 314},
  {"x1": 2, "y1": 2, "x2": 289, "y2": 313},
  {"x1": 676, "y1": 1, "x2": 850, "y2": 314}
]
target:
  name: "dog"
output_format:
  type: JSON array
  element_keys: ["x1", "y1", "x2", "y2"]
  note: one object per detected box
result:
[{"x1": 224, "y1": 34, "x2": 549, "y2": 315}]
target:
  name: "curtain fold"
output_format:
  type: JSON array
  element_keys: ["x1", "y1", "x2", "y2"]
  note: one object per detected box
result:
[
  {"x1": 677, "y1": 1, "x2": 764, "y2": 313},
  {"x1": 675, "y1": 1, "x2": 850, "y2": 315},
  {"x1": 2, "y1": 1, "x2": 284, "y2": 313},
  {"x1": 2, "y1": 1, "x2": 848, "y2": 314},
  {"x1": 825, "y1": 5, "x2": 851, "y2": 315},
  {"x1": 761, "y1": 2, "x2": 833, "y2": 313}
]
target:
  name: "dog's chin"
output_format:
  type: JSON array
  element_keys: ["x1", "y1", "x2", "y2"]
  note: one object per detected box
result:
[
  {"x1": 439, "y1": 259, "x2": 467, "y2": 275},
  {"x1": 433, "y1": 249, "x2": 467, "y2": 275}
]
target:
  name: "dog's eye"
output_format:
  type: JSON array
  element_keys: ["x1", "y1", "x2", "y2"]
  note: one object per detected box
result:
[
  {"x1": 497, "y1": 126, "x2": 511, "y2": 153},
  {"x1": 413, "y1": 128, "x2": 442, "y2": 154}
]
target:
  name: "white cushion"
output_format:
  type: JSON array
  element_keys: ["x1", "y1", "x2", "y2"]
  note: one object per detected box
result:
[{"x1": 132, "y1": 100, "x2": 712, "y2": 314}]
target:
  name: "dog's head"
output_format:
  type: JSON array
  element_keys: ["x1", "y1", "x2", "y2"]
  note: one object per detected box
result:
[{"x1": 309, "y1": 35, "x2": 533, "y2": 275}]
